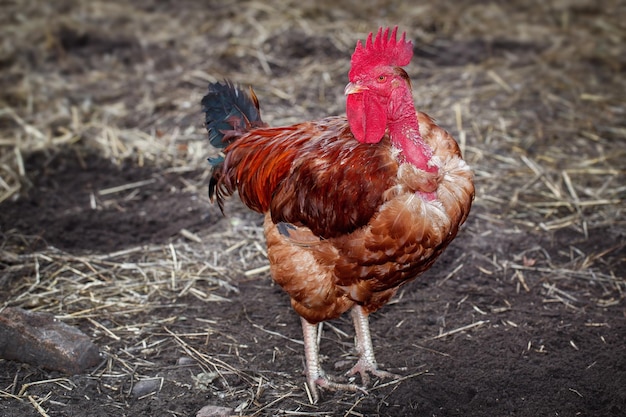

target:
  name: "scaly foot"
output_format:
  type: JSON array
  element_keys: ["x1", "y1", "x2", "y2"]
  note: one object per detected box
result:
[
  {"x1": 301, "y1": 318, "x2": 367, "y2": 403},
  {"x1": 349, "y1": 305, "x2": 401, "y2": 386}
]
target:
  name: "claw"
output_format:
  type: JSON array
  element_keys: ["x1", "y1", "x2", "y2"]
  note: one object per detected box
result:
[
  {"x1": 305, "y1": 373, "x2": 367, "y2": 403},
  {"x1": 346, "y1": 356, "x2": 400, "y2": 386}
]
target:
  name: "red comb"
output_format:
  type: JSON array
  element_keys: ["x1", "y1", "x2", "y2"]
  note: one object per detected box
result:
[{"x1": 349, "y1": 27, "x2": 413, "y2": 80}]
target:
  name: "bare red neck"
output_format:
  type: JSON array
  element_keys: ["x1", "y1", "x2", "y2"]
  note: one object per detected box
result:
[{"x1": 387, "y1": 89, "x2": 436, "y2": 173}]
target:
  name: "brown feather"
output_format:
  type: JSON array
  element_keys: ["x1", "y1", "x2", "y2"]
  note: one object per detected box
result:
[
  {"x1": 257, "y1": 111, "x2": 474, "y2": 323},
  {"x1": 216, "y1": 116, "x2": 398, "y2": 238}
]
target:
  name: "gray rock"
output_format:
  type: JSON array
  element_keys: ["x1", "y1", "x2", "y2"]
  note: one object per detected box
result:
[{"x1": 0, "y1": 306, "x2": 101, "y2": 374}]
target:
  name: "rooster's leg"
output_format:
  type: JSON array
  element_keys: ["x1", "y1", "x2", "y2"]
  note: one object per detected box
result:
[
  {"x1": 301, "y1": 317, "x2": 363, "y2": 403},
  {"x1": 347, "y1": 305, "x2": 400, "y2": 386}
]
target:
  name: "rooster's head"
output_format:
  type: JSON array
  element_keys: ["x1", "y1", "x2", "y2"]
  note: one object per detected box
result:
[{"x1": 345, "y1": 27, "x2": 414, "y2": 144}]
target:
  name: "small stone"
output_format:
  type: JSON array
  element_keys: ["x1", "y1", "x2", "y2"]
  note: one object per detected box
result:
[
  {"x1": 177, "y1": 355, "x2": 195, "y2": 365},
  {"x1": 196, "y1": 405, "x2": 234, "y2": 417},
  {"x1": 131, "y1": 378, "x2": 162, "y2": 397}
]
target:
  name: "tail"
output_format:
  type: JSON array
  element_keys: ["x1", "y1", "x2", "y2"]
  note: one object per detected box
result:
[
  {"x1": 202, "y1": 80, "x2": 264, "y2": 159},
  {"x1": 201, "y1": 80, "x2": 265, "y2": 208}
]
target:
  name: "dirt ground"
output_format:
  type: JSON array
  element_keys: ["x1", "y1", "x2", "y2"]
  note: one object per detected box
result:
[{"x1": 1, "y1": 1, "x2": 625, "y2": 416}]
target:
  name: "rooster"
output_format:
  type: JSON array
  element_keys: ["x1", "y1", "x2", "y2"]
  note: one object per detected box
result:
[{"x1": 202, "y1": 27, "x2": 474, "y2": 402}]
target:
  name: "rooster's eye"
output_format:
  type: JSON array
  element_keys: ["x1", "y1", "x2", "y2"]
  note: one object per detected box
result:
[{"x1": 377, "y1": 75, "x2": 386, "y2": 83}]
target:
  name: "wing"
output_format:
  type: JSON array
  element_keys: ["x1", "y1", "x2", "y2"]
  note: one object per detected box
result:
[{"x1": 218, "y1": 116, "x2": 399, "y2": 239}]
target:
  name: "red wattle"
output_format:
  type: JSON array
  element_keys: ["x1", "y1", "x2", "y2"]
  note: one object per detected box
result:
[{"x1": 347, "y1": 94, "x2": 387, "y2": 144}]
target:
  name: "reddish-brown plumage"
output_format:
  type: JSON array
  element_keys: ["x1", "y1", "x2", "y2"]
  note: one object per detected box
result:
[
  {"x1": 216, "y1": 116, "x2": 398, "y2": 238},
  {"x1": 204, "y1": 27, "x2": 475, "y2": 402},
  {"x1": 212, "y1": 110, "x2": 474, "y2": 323},
  {"x1": 258, "y1": 112, "x2": 474, "y2": 323}
]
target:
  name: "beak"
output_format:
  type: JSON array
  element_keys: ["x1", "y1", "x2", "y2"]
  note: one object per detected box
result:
[{"x1": 344, "y1": 82, "x2": 368, "y2": 96}]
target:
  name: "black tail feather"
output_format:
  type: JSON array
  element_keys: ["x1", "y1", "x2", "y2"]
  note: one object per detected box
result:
[
  {"x1": 203, "y1": 80, "x2": 265, "y2": 208},
  {"x1": 201, "y1": 80, "x2": 264, "y2": 166}
]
